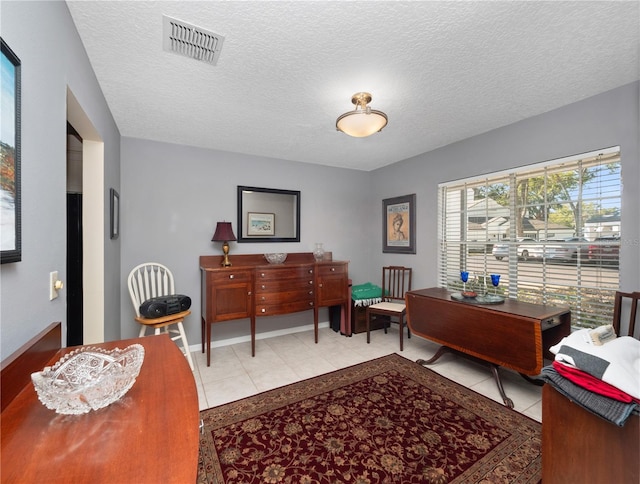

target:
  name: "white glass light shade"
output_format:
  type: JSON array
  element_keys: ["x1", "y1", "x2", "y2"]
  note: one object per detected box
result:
[
  {"x1": 336, "y1": 92, "x2": 388, "y2": 137},
  {"x1": 336, "y1": 109, "x2": 388, "y2": 137}
]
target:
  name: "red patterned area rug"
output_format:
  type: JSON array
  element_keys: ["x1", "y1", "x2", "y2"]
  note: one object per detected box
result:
[{"x1": 198, "y1": 354, "x2": 541, "y2": 483}]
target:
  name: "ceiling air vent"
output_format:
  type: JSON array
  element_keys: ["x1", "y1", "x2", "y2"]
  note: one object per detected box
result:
[{"x1": 162, "y1": 15, "x2": 225, "y2": 65}]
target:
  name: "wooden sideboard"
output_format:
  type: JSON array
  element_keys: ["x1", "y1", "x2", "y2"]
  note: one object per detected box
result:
[
  {"x1": 405, "y1": 287, "x2": 571, "y2": 407},
  {"x1": 200, "y1": 252, "x2": 349, "y2": 366},
  {"x1": 1, "y1": 333, "x2": 199, "y2": 483}
]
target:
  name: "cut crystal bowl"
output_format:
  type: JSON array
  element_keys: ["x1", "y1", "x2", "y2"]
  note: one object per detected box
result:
[
  {"x1": 264, "y1": 253, "x2": 287, "y2": 264},
  {"x1": 31, "y1": 344, "x2": 145, "y2": 415}
]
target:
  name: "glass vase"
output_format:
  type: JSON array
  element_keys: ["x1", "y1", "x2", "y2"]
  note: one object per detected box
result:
[{"x1": 313, "y1": 243, "x2": 325, "y2": 261}]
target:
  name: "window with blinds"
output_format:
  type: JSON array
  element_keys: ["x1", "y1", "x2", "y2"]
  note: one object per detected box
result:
[{"x1": 438, "y1": 147, "x2": 621, "y2": 329}]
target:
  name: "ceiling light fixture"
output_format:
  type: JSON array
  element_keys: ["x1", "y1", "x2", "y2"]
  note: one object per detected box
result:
[{"x1": 336, "y1": 92, "x2": 388, "y2": 138}]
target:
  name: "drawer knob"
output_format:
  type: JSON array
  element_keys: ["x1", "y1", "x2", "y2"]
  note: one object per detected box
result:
[
  {"x1": 261, "y1": 308, "x2": 266, "y2": 313},
  {"x1": 261, "y1": 296, "x2": 265, "y2": 301},
  {"x1": 308, "y1": 280, "x2": 313, "y2": 285},
  {"x1": 248, "y1": 291, "x2": 252, "y2": 296},
  {"x1": 319, "y1": 283, "x2": 323, "y2": 288},
  {"x1": 229, "y1": 274, "x2": 234, "y2": 279},
  {"x1": 309, "y1": 302, "x2": 314, "y2": 306},
  {"x1": 260, "y1": 273, "x2": 265, "y2": 278},
  {"x1": 261, "y1": 285, "x2": 266, "y2": 290},
  {"x1": 309, "y1": 291, "x2": 313, "y2": 295},
  {"x1": 308, "y1": 269, "x2": 313, "y2": 274},
  {"x1": 331, "y1": 267, "x2": 335, "y2": 272}
]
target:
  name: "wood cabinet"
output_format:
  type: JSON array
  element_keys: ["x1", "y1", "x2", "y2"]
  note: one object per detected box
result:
[
  {"x1": 316, "y1": 263, "x2": 349, "y2": 307},
  {"x1": 200, "y1": 253, "x2": 349, "y2": 366},
  {"x1": 542, "y1": 384, "x2": 639, "y2": 483}
]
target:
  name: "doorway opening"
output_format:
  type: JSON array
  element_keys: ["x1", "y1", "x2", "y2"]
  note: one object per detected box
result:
[{"x1": 67, "y1": 87, "x2": 105, "y2": 345}]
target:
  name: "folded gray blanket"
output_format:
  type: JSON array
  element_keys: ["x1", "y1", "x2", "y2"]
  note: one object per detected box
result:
[{"x1": 541, "y1": 366, "x2": 638, "y2": 427}]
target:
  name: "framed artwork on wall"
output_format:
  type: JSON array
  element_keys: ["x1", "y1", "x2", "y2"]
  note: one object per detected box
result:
[
  {"x1": 382, "y1": 194, "x2": 416, "y2": 254},
  {"x1": 1, "y1": 38, "x2": 22, "y2": 263},
  {"x1": 247, "y1": 212, "x2": 275, "y2": 236},
  {"x1": 110, "y1": 188, "x2": 119, "y2": 239}
]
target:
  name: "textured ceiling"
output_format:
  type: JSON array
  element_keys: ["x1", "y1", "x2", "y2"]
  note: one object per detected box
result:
[{"x1": 66, "y1": 1, "x2": 639, "y2": 171}]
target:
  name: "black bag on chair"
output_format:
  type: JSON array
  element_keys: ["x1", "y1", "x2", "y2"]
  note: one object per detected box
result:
[{"x1": 139, "y1": 294, "x2": 191, "y2": 318}]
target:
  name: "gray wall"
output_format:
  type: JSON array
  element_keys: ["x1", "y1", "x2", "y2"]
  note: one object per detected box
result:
[
  {"x1": 0, "y1": 1, "x2": 121, "y2": 358},
  {"x1": 119, "y1": 139, "x2": 371, "y2": 343},
  {"x1": 370, "y1": 82, "x2": 640, "y2": 293}
]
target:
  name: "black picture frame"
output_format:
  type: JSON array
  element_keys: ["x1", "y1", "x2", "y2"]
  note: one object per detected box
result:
[
  {"x1": 237, "y1": 186, "x2": 300, "y2": 243},
  {"x1": 382, "y1": 194, "x2": 416, "y2": 254},
  {"x1": 1, "y1": 38, "x2": 22, "y2": 264},
  {"x1": 110, "y1": 188, "x2": 119, "y2": 239}
]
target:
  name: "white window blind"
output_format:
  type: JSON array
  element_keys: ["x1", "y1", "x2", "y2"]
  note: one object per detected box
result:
[{"x1": 438, "y1": 147, "x2": 621, "y2": 329}]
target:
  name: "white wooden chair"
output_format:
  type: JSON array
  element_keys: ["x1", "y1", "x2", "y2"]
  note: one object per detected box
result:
[{"x1": 127, "y1": 262, "x2": 194, "y2": 371}]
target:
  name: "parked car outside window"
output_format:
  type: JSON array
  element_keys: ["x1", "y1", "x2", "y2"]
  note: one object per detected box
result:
[
  {"x1": 492, "y1": 238, "x2": 537, "y2": 261},
  {"x1": 528, "y1": 237, "x2": 589, "y2": 262},
  {"x1": 588, "y1": 235, "x2": 620, "y2": 266}
]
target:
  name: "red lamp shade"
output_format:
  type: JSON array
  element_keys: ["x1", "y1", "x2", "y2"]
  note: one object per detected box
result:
[{"x1": 211, "y1": 222, "x2": 236, "y2": 242}]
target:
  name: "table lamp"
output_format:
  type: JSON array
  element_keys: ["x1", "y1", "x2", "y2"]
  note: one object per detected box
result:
[{"x1": 212, "y1": 222, "x2": 236, "y2": 267}]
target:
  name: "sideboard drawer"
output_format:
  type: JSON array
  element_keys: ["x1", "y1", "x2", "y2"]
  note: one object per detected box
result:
[
  {"x1": 255, "y1": 279, "x2": 314, "y2": 293},
  {"x1": 209, "y1": 270, "x2": 253, "y2": 283},
  {"x1": 256, "y1": 299, "x2": 315, "y2": 316},
  {"x1": 256, "y1": 288, "x2": 315, "y2": 304},
  {"x1": 317, "y1": 264, "x2": 348, "y2": 276},
  {"x1": 256, "y1": 265, "x2": 314, "y2": 281}
]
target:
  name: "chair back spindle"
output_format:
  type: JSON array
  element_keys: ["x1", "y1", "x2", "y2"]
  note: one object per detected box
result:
[{"x1": 382, "y1": 266, "x2": 412, "y2": 303}]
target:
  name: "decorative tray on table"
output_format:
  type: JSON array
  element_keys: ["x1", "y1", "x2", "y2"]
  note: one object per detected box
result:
[{"x1": 450, "y1": 292, "x2": 505, "y2": 305}]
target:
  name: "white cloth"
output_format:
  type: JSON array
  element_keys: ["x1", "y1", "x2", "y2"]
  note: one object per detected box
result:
[{"x1": 549, "y1": 329, "x2": 640, "y2": 399}]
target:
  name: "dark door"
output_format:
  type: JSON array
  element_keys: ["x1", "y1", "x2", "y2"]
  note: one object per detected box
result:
[{"x1": 66, "y1": 193, "x2": 83, "y2": 346}]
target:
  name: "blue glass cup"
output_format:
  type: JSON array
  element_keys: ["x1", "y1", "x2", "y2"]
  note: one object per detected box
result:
[
  {"x1": 490, "y1": 274, "x2": 500, "y2": 295},
  {"x1": 460, "y1": 271, "x2": 469, "y2": 292}
]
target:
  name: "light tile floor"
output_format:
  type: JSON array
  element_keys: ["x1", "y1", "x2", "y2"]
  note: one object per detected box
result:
[{"x1": 190, "y1": 326, "x2": 544, "y2": 422}]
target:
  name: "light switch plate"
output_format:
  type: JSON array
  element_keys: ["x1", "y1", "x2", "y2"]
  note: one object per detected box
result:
[{"x1": 50, "y1": 271, "x2": 59, "y2": 300}]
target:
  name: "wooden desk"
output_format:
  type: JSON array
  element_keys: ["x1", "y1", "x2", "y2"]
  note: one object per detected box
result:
[
  {"x1": 200, "y1": 252, "x2": 349, "y2": 366},
  {"x1": 1, "y1": 334, "x2": 199, "y2": 484},
  {"x1": 405, "y1": 287, "x2": 570, "y2": 407}
]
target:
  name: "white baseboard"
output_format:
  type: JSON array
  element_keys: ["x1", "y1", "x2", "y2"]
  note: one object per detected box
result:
[{"x1": 188, "y1": 321, "x2": 331, "y2": 353}]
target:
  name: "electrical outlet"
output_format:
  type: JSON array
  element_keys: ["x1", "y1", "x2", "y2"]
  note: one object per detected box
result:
[{"x1": 50, "y1": 271, "x2": 62, "y2": 300}]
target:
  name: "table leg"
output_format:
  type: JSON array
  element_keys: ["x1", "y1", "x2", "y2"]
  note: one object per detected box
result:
[
  {"x1": 251, "y1": 316, "x2": 256, "y2": 357},
  {"x1": 201, "y1": 316, "x2": 205, "y2": 353},
  {"x1": 489, "y1": 364, "x2": 514, "y2": 408},
  {"x1": 416, "y1": 345, "x2": 453, "y2": 366},
  {"x1": 418, "y1": 346, "x2": 515, "y2": 408},
  {"x1": 206, "y1": 318, "x2": 211, "y2": 367}
]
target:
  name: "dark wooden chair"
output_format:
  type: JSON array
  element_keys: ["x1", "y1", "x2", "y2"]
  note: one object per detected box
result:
[
  {"x1": 366, "y1": 266, "x2": 412, "y2": 350},
  {"x1": 612, "y1": 290, "x2": 639, "y2": 337}
]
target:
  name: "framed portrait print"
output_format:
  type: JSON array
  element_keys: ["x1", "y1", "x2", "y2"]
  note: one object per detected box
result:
[
  {"x1": 110, "y1": 188, "x2": 120, "y2": 239},
  {"x1": 1, "y1": 38, "x2": 21, "y2": 263},
  {"x1": 383, "y1": 194, "x2": 416, "y2": 254},
  {"x1": 247, "y1": 212, "x2": 275, "y2": 236}
]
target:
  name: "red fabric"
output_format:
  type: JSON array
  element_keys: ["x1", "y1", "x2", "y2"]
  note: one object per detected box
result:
[{"x1": 552, "y1": 361, "x2": 637, "y2": 403}]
